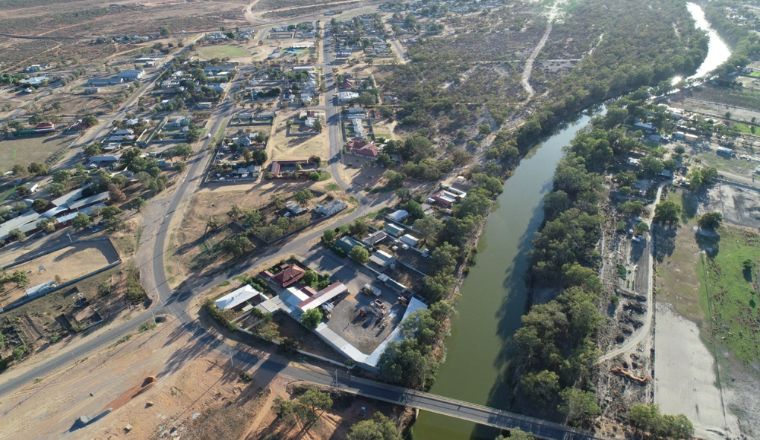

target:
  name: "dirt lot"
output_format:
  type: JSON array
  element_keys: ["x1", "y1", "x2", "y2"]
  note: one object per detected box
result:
[
  {"x1": 0, "y1": 134, "x2": 76, "y2": 173},
  {"x1": 705, "y1": 183, "x2": 760, "y2": 229},
  {"x1": 193, "y1": 44, "x2": 252, "y2": 62},
  {"x1": 1, "y1": 240, "x2": 119, "y2": 308},
  {"x1": 269, "y1": 109, "x2": 329, "y2": 160}
]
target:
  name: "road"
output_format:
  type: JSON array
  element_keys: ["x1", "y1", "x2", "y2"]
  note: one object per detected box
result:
[
  {"x1": 597, "y1": 185, "x2": 662, "y2": 363},
  {"x1": 520, "y1": 2, "x2": 558, "y2": 100}
]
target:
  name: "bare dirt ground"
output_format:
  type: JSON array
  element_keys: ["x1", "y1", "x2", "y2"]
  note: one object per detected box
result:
[
  {"x1": 0, "y1": 240, "x2": 119, "y2": 307},
  {"x1": 705, "y1": 183, "x2": 760, "y2": 229},
  {"x1": 654, "y1": 304, "x2": 740, "y2": 440}
]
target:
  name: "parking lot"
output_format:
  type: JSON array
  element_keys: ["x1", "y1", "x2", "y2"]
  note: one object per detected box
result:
[{"x1": 301, "y1": 247, "x2": 406, "y2": 354}]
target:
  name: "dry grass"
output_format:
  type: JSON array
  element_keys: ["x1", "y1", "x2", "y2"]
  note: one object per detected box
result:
[
  {"x1": 269, "y1": 109, "x2": 329, "y2": 160},
  {"x1": 0, "y1": 134, "x2": 73, "y2": 172}
]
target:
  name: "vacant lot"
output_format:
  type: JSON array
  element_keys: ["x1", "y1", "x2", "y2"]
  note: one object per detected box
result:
[
  {"x1": 1, "y1": 240, "x2": 119, "y2": 307},
  {"x1": 269, "y1": 110, "x2": 329, "y2": 160},
  {"x1": 0, "y1": 134, "x2": 73, "y2": 173},
  {"x1": 194, "y1": 44, "x2": 250, "y2": 61}
]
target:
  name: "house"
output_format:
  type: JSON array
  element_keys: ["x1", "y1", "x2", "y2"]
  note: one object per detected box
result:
[
  {"x1": 429, "y1": 190, "x2": 459, "y2": 208},
  {"x1": 386, "y1": 209, "x2": 409, "y2": 223},
  {"x1": 215, "y1": 285, "x2": 265, "y2": 312},
  {"x1": 34, "y1": 122, "x2": 55, "y2": 133},
  {"x1": 118, "y1": 69, "x2": 145, "y2": 81},
  {"x1": 400, "y1": 234, "x2": 420, "y2": 248},
  {"x1": 284, "y1": 200, "x2": 307, "y2": 216},
  {"x1": 351, "y1": 119, "x2": 366, "y2": 139},
  {"x1": 346, "y1": 139, "x2": 378, "y2": 158},
  {"x1": 197, "y1": 102, "x2": 213, "y2": 110},
  {"x1": 337, "y1": 91, "x2": 359, "y2": 103},
  {"x1": 384, "y1": 223, "x2": 404, "y2": 237},
  {"x1": 336, "y1": 236, "x2": 364, "y2": 254},
  {"x1": 266, "y1": 263, "x2": 305, "y2": 288},
  {"x1": 369, "y1": 250, "x2": 395, "y2": 268},
  {"x1": 298, "y1": 282, "x2": 347, "y2": 312},
  {"x1": 254, "y1": 111, "x2": 275, "y2": 123},
  {"x1": 88, "y1": 76, "x2": 123, "y2": 87},
  {"x1": 314, "y1": 200, "x2": 347, "y2": 217},
  {"x1": 362, "y1": 230, "x2": 388, "y2": 247},
  {"x1": 88, "y1": 154, "x2": 121, "y2": 167}
]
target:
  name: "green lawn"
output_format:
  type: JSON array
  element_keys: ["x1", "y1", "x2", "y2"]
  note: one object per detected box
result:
[
  {"x1": 194, "y1": 44, "x2": 249, "y2": 60},
  {"x1": 699, "y1": 226, "x2": 760, "y2": 362},
  {"x1": 748, "y1": 70, "x2": 760, "y2": 78},
  {"x1": 732, "y1": 122, "x2": 758, "y2": 135}
]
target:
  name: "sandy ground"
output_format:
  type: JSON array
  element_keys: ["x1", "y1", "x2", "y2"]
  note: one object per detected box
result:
[
  {"x1": 0, "y1": 314, "x2": 283, "y2": 440},
  {"x1": 0, "y1": 241, "x2": 118, "y2": 307},
  {"x1": 653, "y1": 304, "x2": 740, "y2": 439}
]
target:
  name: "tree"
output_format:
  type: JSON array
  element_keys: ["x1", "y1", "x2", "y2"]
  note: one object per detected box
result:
[
  {"x1": 697, "y1": 212, "x2": 722, "y2": 230},
  {"x1": 72, "y1": 213, "x2": 92, "y2": 230},
  {"x1": 519, "y1": 370, "x2": 560, "y2": 405},
  {"x1": 27, "y1": 162, "x2": 49, "y2": 176},
  {"x1": 347, "y1": 412, "x2": 401, "y2": 440},
  {"x1": 429, "y1": 242, "x2": 458, "y2": 275},
  {"x1": 83, "y1": 143, "x2": 102, "y2": 157},
  {"x1": 219, "y1": 234, "x2": 252, "y2": 257},
  {"x1": 322, "y1": 229, "x2": 336, "y2": 245},
  {"x1": 403, "y1": 200, "x2": 425, "y2": 220},
  {"x1": 654, "y1": 201, "x2": 681, "y2": 224},
  {"x1": 348, "y1": 219, "x2": 369, "y2": 237},
  {"x1": 294, "y1": 189, "x2": 314, "y2": 205},
  {"x1": 296, "y1": 388, "x2": 333, "y2": 425},
  {"x1": 384, "y1": 170, "x2": 404, "y2": 189},
  {"x1": 496, "y1": 429, "x2": 534, "y2": 440},
  {"x1": 8, "y1": 229, "x2": 25, "y2": 242},
  {"x1": 32, "y1": 199, "x2": 49, "y2": 212},
  {"x1": 634, "y1": 221, "x2": 649, "y2": 235},
  {"x1": 413, "y1": 216, "x2": 443, "y2": 245},
  {"x1": 350, "y1": 245, "x2": 369, "y2": 264},
  {"x1": 558, "y1": 387, "x2": 600, "y2": 426},
  {"x1": 301, "y1": 308, "x2": 323, "y2": 329},
  {"x1": 108, "y1": 183, "x2": 126, "y2": 203},
  {"x1": 100, "y1": 206, "x2": 123, "y2": 231}
]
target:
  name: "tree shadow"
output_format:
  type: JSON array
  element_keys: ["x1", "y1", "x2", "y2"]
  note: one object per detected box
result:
[{"x1": 652, "y1": 223, "x2": 677, "y2": 262}]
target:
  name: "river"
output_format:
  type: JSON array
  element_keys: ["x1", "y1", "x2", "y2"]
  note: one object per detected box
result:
[
  {"x1": 671, "y1": 2, "x2": 732, "y2": 85},
  {"x1": 412, "y1": 3, "x2": 731, "y2": 439},
  {"x1": 412, "y1": 112, "x2": 600, "y2": 440}
]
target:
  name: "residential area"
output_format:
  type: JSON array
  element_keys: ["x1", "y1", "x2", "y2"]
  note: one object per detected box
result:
[{"x1": 0, "y1": 0, "x2": 758, "y2": 440}]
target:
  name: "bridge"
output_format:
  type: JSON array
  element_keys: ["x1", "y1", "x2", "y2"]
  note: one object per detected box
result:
[{"x1": 231, "y1": 348, "x2": 599, "y2": 440}]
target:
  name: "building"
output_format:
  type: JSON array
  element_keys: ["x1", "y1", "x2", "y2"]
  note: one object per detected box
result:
[
  {"x1": 386, "y1": 209, "x2": 409, "y2": 223},
  {"x1": 266, "y1": 263, "x2": 305, "y2": 288},
  {"x1": 215, "y1": 285, "x2": 266, "y2": 312},
  {"x1": 284, "y1": 200, "x2": 307, "y2": 216},
  {"x1": 362, "y1": 230, "x2": 388, "y2": 247},
  {"x1": 400, "y1": 234, "x2": 420, "y2": 248},
  {"x1": 346, "y1": 139, "x2": 378, "y2": 158},
  {"x1": 369, "y1": 250, "x2": 395, "y2": 268},
  {"x1": 337, "y1": 91, "x2": 359, "y2": 103},
  {"x1": 384, "y1": 223, "x2": 404, "y2": 237},
  {"x1": 336, "y1": 236, "x2": 364, "y2": 254},
  {"x1": 314, "y1": 200, "x2": 347, "y2": 217},
  {"x1": 118, "y1": 69, "x2": 145, "y2": 81}
]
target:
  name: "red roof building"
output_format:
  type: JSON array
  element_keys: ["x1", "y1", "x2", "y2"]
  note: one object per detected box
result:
[
  {"x1": 268, "y1": 263, "x2": 305, "y2": 288},
  {"x1": 346, "y1": 139, "x2": 379, "y2": 158}
]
